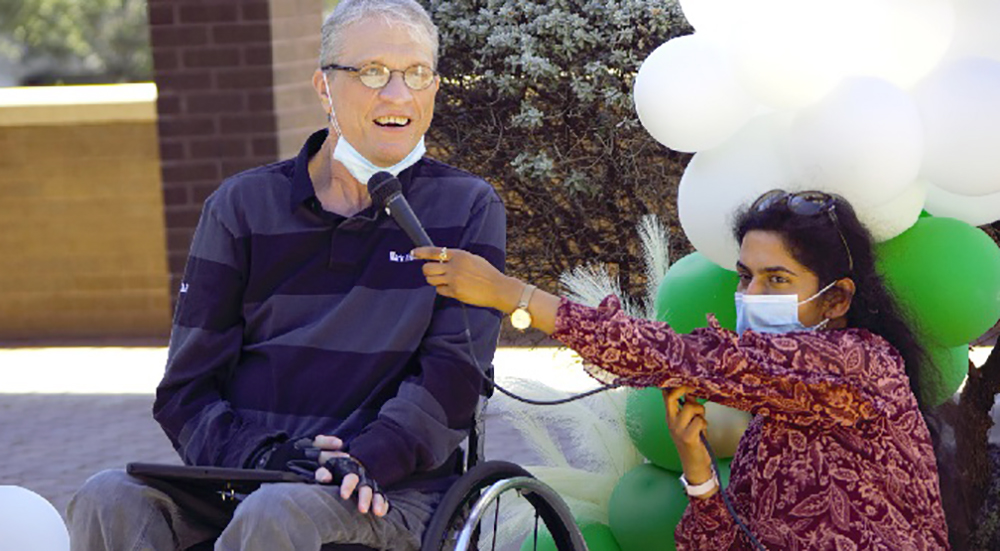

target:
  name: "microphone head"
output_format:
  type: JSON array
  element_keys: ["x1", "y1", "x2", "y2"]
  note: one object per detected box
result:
[{"x1": 368, "y1": 171, "x2": 402, "y2": 210}]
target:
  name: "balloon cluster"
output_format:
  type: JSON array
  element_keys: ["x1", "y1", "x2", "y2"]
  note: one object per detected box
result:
[
  {"x1": 635, "y1": 0, "x2": 1000, "y2": 406},
  {"x1": 636, "y1": 0, "x2": 1000, "y2": 264}
]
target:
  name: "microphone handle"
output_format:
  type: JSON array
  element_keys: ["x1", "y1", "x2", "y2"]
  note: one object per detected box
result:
[{"x1": 387, "y1": 194, "x2": 434, "y2": 248}]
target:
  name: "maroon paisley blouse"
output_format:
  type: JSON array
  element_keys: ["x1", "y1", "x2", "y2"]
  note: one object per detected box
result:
[{"x1": 552, "y1": 297, "x2": 950, "y2": 550}]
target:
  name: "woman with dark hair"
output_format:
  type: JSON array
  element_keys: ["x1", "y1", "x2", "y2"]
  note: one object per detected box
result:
[{"x1": 412, "y1": 189, "x2": 950, "y2": 549}]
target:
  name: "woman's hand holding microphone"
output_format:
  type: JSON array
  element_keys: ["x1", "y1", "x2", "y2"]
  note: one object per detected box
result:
[
  {"x1": 412, "y1": 246, "x2": 560, "y2": 335},
  {"x1": 664, "y1": 387, "x2": 719, "y2": 500}
]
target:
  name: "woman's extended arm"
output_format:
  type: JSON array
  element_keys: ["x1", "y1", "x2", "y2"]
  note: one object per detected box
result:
[
  {"x1": 413, "y1": 246, "x2": 561, "y2": 334},
  {"x1": 413, "y1": 247, "x2": 901, "y2": 426}
]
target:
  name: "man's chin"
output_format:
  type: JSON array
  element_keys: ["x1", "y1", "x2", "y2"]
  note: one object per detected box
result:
[{"x1": 368, "y1": 149, "x2": 412, "y2": 169}]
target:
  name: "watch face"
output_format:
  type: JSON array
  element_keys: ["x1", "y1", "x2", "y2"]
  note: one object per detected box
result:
[{"x1": 511, "y1": 308, "x2": 532, "y2": 330}]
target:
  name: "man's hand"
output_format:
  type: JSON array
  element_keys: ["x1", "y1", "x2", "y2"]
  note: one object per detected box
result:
[{"x1": 312, "y1": 435, "x2": 388, "y2": 517}]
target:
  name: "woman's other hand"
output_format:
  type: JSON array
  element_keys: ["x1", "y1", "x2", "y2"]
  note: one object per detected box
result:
[
  {"x1": 412, "y1": 246, "x2": 522, "y2": 312},
  {"x1": 663, "y1": 386, "x2": 718, "y2": 499}
]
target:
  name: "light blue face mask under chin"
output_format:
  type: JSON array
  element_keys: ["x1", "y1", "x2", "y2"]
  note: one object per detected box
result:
[
  {"x1": 734, "y1": 280, "x2": 837, "y2": 335},
  {"x1": 332, "y1": 133, "x2": 426, "y2": 185},
  {"x1": 322, "y1": 73, "x2": 426, "y2": 185}
]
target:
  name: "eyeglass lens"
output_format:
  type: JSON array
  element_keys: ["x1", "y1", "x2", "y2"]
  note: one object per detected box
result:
[
  {"x1": 786, "y1": 193, "x2": 832, "y2": 216},
  {"x1": 356, "y1": 64, "x2": 435, "y2": 90}
]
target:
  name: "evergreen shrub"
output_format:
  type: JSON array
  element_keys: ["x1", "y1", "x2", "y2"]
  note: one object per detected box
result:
[{"x1": 424, "y1": 0, "x2": 694, "y2": 298}]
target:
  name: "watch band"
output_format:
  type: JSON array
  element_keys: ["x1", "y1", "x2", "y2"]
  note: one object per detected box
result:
[
  {"x1": 516, "y1": 284, "x2": 537, "y2": 312},
  {"x1": 510, "y1": 284, "x2": 537, "y2": 331},
  {"x1": 680, "y1": 472, "x2": 719, "y2": 497}
]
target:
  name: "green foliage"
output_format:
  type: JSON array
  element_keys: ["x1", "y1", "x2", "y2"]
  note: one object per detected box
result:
[
  {"x1": 0, "y1": 0, "x2": 151, "y2": 84},
  {"x1": 423, "y1": 0, "x2": 694, "y2": 295}
]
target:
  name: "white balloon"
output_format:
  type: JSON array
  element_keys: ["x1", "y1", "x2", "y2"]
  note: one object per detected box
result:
[
  {"x1": 704, "y1": 402, "x2": 752, "y2": 458},
  {"x1": 727, "y1": 0, "x2": 853, "y2": 109},
  {"x1": 679, "y1": 0, "x2": 743, "y2": 38},
  {"x1": 854, "y1": 181, "x2": 927, "y2": 242},
  {"x1": 925, "y1": 184, "x2": 1000, "y2": 227},
  {"x1": 633, "y1": 34, "x2": 757, "y2": 153},
  {"x1": 787, "y1": 77, "x2": 923, "y2": 208},
  {"x1": 678, "y1": 113, "x2": 795, "y2": 269},
  {"x1": 914, "y1": 57, "x2": 1000, "y2": 196},
  {"x1": 0, "y1": 486, "x2": 70, "y2": 551},
  {"x1": 946, "y1": 0, "x2": 1000, "y2": 63},
  {"x1": 849, "y1": 0, "x2": 955, "y2": 89}
]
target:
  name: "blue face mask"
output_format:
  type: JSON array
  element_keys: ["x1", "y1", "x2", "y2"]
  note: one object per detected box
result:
[{"x1": 734, "y1": 280, "x2": 837, "y2": 335}]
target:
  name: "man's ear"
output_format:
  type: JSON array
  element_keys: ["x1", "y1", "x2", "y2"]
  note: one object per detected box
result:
[
  {"x1": 825, "y1": 278, "x2": 856, "y2": 320},
  {"x1": 312, "y1": 69, "x2": 331, "y2": 115}
]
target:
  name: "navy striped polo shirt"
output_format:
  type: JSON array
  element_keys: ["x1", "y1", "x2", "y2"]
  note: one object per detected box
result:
[{"x1": 154, "y1": 129, "x2": 506, "y2": 491}]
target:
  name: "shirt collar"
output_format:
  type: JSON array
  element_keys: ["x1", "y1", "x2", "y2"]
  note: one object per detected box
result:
[{"x1": 290, "y1": 128, "x2": 330, "y2": 212}]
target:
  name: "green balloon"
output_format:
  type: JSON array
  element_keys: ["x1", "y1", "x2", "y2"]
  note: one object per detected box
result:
[
  {"x1": 609, "y1": 464, "x2": 689, "y2": 551},
  {"x1": 876, "y1": 217, "x2": 1000, "y2": 347},
  {"x1": 655, "y1": 251, "x2": 739, "y2": 333},
  {"x1": 717, "y1": 457, "x2": 733, "y2": 489},
  {"x1": 920, "y1": 344, "x2": 970, "y2": 408},
  {"x1": 519, "y1": 518, "x2": 622, "y2": 551},
  {"x1": 579, "y1": 522, "x2": 623, "y2": 551},
  {"x1": 919, "y1": 209, "x2": 933, "y2": 218},
  {"x1": 626, "y1": 387, "x2": 682, "y2": 471}
]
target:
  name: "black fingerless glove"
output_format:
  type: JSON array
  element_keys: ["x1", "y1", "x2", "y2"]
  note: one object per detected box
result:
[
  {"x1": 257, "y1": 437, "x2": 321, "y2": 471},
  {"x1": 323, "y1": 456, "x2": 383, "y2": 497}
]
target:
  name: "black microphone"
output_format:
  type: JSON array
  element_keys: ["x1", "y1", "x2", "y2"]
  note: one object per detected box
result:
[{"x1": 368, "y1": 171, "x2": 434, "y2": 247}]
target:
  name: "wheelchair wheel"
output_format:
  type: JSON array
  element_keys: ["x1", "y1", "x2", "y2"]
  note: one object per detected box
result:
[{"x1": 420, "y1": 460, "x2": 585, "y2": 551}]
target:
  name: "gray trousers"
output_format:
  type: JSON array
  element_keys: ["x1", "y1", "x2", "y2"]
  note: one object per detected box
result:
[{"x1": 67, "y1": 470, "x2": 442, "y2": 551}]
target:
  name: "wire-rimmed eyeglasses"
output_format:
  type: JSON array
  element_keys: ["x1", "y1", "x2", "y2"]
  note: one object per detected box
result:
[
  {"x1": 751, "y1": 189, "x2": 855, "y2": 275},
  {"x1": 321, "y1": 62, "x2": 438, "y2": 91}
]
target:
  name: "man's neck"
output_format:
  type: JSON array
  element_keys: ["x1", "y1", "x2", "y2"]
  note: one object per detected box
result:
[{"x1": 308, "y1": 137, "x2": 372, "y2": 218}]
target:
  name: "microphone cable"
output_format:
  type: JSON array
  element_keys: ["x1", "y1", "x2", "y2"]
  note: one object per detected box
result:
[
  {"x1": 701, "y1": 433, "x2": 766, "y2": 550},
  {"x1": 460, "y1": 304, "x2": 624, "y2": 406},
  {"x1": 460, "y1": 304, "x2": 766, "y2": 549}
]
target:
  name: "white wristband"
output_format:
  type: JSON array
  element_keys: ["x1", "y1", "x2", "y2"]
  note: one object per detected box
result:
[{"x1": 680, "y1": 472, "x2": 719, "y2": 497}]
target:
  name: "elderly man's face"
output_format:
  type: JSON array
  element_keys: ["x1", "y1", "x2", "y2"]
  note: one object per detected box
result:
[{"x1": 322, "y1": 17, "x2": 438, "y2": 168}]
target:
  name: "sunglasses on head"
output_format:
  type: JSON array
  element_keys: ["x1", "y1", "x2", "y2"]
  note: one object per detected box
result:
[{"x1": 751, "y1": 189, "x2": 854, "y2": 275}]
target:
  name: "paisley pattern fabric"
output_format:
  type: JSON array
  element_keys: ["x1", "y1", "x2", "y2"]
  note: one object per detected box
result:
[{"x1": 552, "y1": 296, "x2": 950, "y2": 550}]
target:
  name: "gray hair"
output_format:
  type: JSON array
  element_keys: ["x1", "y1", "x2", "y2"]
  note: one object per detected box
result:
[{"x1": 320, "y1": 0, "x2": 439, "y2": 68}]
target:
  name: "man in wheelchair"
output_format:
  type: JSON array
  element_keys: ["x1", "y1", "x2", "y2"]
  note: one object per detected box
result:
[{"x1": 67, "y1": 1, "x2": 506, "y2": 549}]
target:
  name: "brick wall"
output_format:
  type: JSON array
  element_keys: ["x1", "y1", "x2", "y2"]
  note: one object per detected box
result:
[
  {"x1": 0, "y1": 85, "x2": 171, "y2": 341},
  {"x1": 149, "y1": 0, "x2": 323, "y2": 298},
  {"x1": 270, "y1": 0, "x2": 325, "y2": 159}
]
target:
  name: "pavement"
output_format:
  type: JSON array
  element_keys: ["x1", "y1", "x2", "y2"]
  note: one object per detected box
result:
[
  {"x1": 0, "y1": 346, "x2": 593, "y2": 521},
  {"x1": 0, "y1": 344, "x2": 995, "y2": 527}
]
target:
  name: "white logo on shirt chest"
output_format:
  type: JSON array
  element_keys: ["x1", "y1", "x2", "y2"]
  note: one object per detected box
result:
[{"x1": 389, "y1": 251, "x2": 416, "y2": 263}]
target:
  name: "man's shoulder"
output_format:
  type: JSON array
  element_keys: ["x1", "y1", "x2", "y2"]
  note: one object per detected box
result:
[
  {"x1": 205, "y1": 158, "x2": 296, "y2": 210},
  {"x1": 414, "y1": 158, "x2": 493, "y2": 190}
]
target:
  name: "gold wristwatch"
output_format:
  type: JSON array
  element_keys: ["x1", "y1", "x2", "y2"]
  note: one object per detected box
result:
[{"x1": 510, "y1": 284, "x2": 537, "y2": 330}]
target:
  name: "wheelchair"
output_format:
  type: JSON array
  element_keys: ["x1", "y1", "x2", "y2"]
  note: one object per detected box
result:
[{"x1": 187, "y1": 398, "x2": 586, "y2": 551}]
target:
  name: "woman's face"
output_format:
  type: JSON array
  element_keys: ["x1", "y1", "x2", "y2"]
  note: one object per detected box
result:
[{"x1": 736, "y1": 229, "x2": 831, "y2": 328}]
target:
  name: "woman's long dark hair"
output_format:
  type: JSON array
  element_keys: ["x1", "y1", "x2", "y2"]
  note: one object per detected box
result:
[{"x1": 732, "y1": 191, "x2": 929, "y2": 409}]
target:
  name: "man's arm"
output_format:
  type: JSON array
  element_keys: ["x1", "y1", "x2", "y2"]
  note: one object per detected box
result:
[
  {"x1": 153, "y1": 196, "x2": 287, "y2": 468},
  {"x1": 347, "y1": 190, "x2": 507, "y2": 488}
]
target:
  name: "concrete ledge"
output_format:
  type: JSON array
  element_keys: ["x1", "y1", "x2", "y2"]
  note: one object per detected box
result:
[{"x1": 0, "y1": 83, "x2": 157, "y2": 126}]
